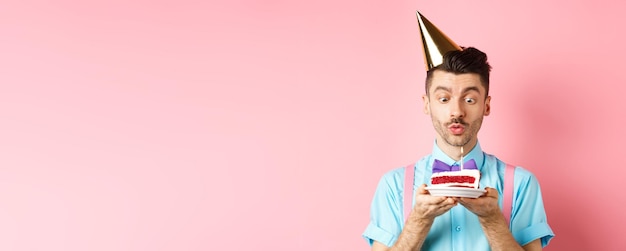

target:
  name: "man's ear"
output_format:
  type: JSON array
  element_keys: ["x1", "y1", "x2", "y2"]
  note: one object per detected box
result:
[
  {"x1": 422, "y1": 94, "x2": 430, "y2": 115},
  {"x1": 484, "y1": 96, "x2": 491, "y2": 116}
]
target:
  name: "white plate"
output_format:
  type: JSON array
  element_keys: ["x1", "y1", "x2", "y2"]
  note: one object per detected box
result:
[{"x1": 425, "y1": 187, "x2": 486, "y2": 198}]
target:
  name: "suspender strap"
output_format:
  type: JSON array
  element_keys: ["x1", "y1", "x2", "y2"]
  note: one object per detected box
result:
[
  {"x1": 403, "y1": 162, "x2": 517, "y2": 226},
  {"x1": 403, "y1": 164, "x2": 414, "y2": 222},
  {"x1": 503, "y1": 164, "x2": 516, "y2": 225}
]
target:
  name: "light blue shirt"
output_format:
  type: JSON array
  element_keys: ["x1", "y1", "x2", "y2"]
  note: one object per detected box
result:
[{"x1": 363, "y1": 141, "x2": 554, "y2": 250}]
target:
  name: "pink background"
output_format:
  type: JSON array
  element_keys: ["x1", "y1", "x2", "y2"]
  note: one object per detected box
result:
[{"x1": 1, "y1": 1, "x2": 624, "y2": 250}]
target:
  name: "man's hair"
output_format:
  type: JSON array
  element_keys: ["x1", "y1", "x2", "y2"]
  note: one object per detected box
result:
[{"x1": 425, "y1": 47, "x2": 492, "y2": 97}]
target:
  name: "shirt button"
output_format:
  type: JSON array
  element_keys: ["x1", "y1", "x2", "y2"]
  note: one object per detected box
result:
[{"x1": 455, "y1": 226, "x2": 462, "y2": 232}]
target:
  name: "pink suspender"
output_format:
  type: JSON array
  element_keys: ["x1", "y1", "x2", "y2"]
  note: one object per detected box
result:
[
  {"x1": 503, "y1": 164, "x2": 516, "y2": 225},
  {"x1": 403, "y1": 163, "x2": 516, "y2": 226}
]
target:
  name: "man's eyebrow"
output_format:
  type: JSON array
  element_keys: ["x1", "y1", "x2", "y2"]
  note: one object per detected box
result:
[
  {"x1": 433, "y1": 86, "x2": 451, "y2": 93},
  {"x1": 432, "y1": 86, "x2": 481, "y2": 94},
  {"x1": 462, "y1": 86, "x2": 482, "y2": 94}
]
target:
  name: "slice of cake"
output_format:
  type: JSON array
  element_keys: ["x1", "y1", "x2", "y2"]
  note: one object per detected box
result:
[
  {"x1": 430, "y1": 159, "x2": 481, "y2": 189},
  {"x1": 430, "y1": 169, "x2": 480, "y2": 188}
]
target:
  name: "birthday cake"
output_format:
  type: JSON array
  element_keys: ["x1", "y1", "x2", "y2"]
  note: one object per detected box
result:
[{"x1": 430, "y1": 159, "x2": 481, "y2": 189}]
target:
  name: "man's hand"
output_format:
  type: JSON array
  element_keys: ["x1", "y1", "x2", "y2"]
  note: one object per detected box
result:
[
  {"x1": 458, "y1": 187, "x2": 500, "y2": 218},
  {"x1": 410, "y1": 184, "x2": 458, "y2": 222},
  {"x1": 458, "y1": 187, "x2": 535, "y2": 251},
  {"x1": 376, "y1": 184, "x2": 459, "y2": 251}
]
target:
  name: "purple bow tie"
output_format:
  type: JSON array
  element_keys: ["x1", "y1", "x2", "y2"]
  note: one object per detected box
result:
[{"x1": 432, "y1": 159, "x2": 478, "y2": 173}]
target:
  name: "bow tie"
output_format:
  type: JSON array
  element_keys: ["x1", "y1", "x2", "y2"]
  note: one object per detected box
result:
[{"x1": 432, "y1": 159, "x2": 478, "y2": 173}]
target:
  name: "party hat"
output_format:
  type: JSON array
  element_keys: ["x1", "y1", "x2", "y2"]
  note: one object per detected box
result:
[{"x1": 416, "y1": 11, "x2": 462, "y2": 71}]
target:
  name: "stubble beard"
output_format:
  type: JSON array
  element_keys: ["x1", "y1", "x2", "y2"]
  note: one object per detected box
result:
[{"x1": 432, "y1": 116, "x2": 484, "y2": 147}]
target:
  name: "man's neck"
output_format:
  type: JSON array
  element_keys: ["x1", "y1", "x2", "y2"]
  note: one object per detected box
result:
[{"x1": 436, "y1": 139, "x2": 478, "y2": 161}]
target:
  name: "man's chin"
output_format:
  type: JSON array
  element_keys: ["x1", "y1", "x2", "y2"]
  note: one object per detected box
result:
[{"x1": 444, "y1": 137, "x2": 471, "y2": 147}]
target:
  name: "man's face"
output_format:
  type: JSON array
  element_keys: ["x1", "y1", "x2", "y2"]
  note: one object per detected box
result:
[{"x1": 423, "y1": 70, "x2": 491, "y2": 149}]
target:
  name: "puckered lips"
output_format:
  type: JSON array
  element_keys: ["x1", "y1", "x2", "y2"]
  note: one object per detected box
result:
[{"x1": 448, "y1": 123, "x2": 465, "y2": 135}]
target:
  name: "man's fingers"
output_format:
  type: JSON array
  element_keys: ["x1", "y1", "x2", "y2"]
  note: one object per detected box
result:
[
  {"x1": 417, "y1": 184, "x2": 429, "y2": 194},
  {"x1": 483, "y1": 187, "x2": 498, "y2": 199}
]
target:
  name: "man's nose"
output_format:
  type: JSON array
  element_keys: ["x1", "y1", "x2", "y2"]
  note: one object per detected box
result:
[{"x1": 450, "y1": 100, "x2": 465, "y2": 118}]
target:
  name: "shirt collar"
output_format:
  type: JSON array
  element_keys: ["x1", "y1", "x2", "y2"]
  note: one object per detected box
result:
[{"x1": 431, "y1": 140, "x2": 485, "y2": 170}]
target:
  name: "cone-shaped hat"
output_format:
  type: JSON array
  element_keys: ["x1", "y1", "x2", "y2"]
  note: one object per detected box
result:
[{"x1": 416, "y1": 11, "x2": 462, "y2": 71}]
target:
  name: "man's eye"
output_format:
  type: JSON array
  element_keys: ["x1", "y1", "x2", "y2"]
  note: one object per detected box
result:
[
  {"x1": 465, "y1": 98, "x2": 475, "y2": 103},
  {"x1": 439, "y1": 97, "x2": 449, "y2": 102}
]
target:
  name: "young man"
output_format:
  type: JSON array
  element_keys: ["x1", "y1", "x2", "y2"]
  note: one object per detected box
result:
[{"x1": 362, "y1": 12, "x2": 554, "y2": 251}]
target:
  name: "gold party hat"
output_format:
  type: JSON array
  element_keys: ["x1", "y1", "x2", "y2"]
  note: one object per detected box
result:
[{"x1": 416, "y1": 11, "x2": 462, "y2": 71}]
